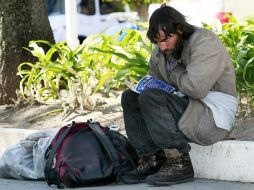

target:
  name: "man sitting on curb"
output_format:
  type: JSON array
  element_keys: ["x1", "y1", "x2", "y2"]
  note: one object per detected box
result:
[{"x1": 121, "y1": 4, "x2": 237, "y2": 186}]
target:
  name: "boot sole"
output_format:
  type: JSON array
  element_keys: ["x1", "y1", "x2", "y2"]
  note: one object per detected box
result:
[
  {"x1": 121, "y1": 178, "x2": 146, "y2": 184},
  {"x1": 145, "y1": 176, "x2": 194, "y2": 186}
]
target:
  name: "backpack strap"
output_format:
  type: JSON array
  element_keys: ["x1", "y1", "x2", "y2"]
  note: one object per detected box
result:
[
  {"x1": 110, "y1": 134, "x2": 137, "y2": 169},
  {"x1": 45, "y1": 121, "x2": 76, "y2": 188},
  {"x1": 106, "y1": 130, "x2": 138, "y2": 181},
  {"x1": 87, "y1": 120, "x2": 121, "y2": 174}
]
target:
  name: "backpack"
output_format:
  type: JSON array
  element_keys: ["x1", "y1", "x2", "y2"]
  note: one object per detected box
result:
[{"x1": 44, "y1": 120, "x2": 138, "y2": 188}]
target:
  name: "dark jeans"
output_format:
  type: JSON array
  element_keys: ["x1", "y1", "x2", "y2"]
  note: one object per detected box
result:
[{"x1": 121, "y1": 89, "x2": 190, "y2": 157}]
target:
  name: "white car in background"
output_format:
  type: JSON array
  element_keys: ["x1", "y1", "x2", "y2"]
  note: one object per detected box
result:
[{"x1": 45, "y1": 0, "x2": 138, "y2": 43}]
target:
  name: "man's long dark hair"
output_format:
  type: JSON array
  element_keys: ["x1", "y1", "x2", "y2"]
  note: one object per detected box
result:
[{"x1": 147, "y1": 4, "x2": 195, "y2": 44}]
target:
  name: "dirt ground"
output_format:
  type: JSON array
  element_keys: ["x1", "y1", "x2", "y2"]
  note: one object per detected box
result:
[
  {"x1": 0, "y1": 92, "x2": 126, "y2": 134},
  {"x1": 0, "y1": 91, "x2": 254, "y2": 141}
]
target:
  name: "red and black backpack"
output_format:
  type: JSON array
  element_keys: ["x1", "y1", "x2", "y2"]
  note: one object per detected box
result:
[{"x1": 44, "y1": 120, "x2": 138, "y2": 188}]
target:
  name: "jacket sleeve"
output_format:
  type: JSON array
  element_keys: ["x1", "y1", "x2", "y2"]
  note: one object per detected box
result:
[
  {"x1": 169, "y1": 31, "x2": 227, "y2": 99},
  {"x1": 148, "y1": 46, "x2": 160, "y2": 77}
]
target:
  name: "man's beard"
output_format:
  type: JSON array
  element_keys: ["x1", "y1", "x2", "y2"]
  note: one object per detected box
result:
[{"x1": 160, "y1": 35, "x2": 184, "y2": 60}]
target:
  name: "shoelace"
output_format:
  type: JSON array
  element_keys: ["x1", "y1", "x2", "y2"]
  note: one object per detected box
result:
[
  {"x1": 158, "y1": 153, "x2": 185, "y2": 174},
  {"x1": 137, "y1": 155, "x2": 158, "y2": 172},
  {"x1": 137, "y1": 163, "x2": 151, "y2": 172},
  {"x1": 137, "y1": 153, "x2": 167, "y2": 173}
]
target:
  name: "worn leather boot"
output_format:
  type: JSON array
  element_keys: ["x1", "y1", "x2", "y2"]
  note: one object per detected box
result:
[
  {"x1": 121, "y1": 150, "x2": 167, "y2": 184},
  {"x1": 145, "y1": 152, "x2": 194, "y2": 186}
]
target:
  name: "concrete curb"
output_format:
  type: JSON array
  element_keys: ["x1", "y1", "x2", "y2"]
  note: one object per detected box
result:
[
  {"x1": 190, "y1": 141, "x2": 254, "y2": 183},
  {"x1": 0, "y1": 128, "x2": 253, "y2": 183}
]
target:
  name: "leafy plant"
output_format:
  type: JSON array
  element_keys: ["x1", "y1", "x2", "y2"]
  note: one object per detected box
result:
[
  {"x1": 17, "y1": 40, "x2": 84, "y2": 103},
  {"x1": 203, "y1": 16, "x2": 254, "y2": 117},
  {"x1": 17, "y1": 27, "x2": 152, "y2": 108},
  {"x1": 90, "y1": 28, "x2": 152, "y2": 92}
]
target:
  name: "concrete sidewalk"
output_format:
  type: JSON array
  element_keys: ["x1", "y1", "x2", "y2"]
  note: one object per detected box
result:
[
  {"x1": 0, "y1": 128, "x2": 254, "y2": 189},
  {"x1": 0, "y1": 178, "x2": 253, "y2": 190}
]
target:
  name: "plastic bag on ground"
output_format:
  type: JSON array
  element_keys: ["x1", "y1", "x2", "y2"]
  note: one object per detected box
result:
[{"x1": 0, "y1": 129, "x2": 57, "y2": 180}]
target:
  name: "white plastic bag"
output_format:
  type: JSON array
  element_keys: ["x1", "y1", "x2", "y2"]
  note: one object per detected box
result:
[{"x1": 0, "y1": 129, "x2": 57, "y2": 180}]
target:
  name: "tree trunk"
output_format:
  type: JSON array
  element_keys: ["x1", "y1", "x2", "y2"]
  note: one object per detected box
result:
[
  {"x1": 135, "y1": 4, "x2": 149, "y2": 21},
  {"x1": 0, "y1": 0, "x2": 55, "y2": 105}
]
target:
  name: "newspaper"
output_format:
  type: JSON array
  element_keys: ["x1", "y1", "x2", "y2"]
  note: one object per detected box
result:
[{"x1": 125, "y1": 75, "x2": 176, "y2": 94}]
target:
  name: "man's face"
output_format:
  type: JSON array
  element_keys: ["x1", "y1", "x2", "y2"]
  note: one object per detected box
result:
[{"x1": 154, "y1": 30, "x2": 179, "y2": 56}]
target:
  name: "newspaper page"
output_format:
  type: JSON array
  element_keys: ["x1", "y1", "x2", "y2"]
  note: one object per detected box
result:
[{"x1": 125, "y1": 75, "x2": 176, "y2": 94}]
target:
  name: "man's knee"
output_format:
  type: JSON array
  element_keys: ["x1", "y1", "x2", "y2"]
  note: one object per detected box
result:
[
  {"x1": 121, "y1": 89, "x2": 138, "y2": 108},
  {"x1": 138, "y1": 89, "x2": 165, "y2": 106}
]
